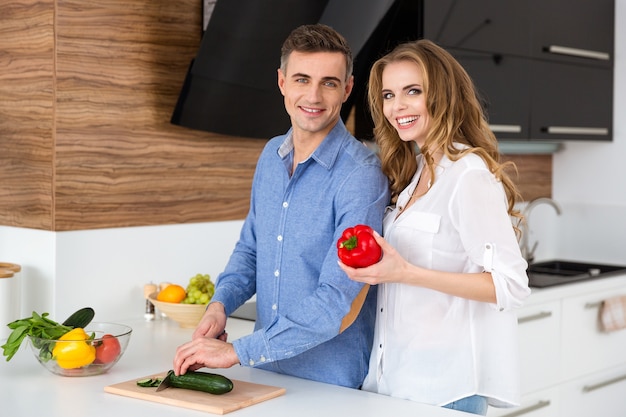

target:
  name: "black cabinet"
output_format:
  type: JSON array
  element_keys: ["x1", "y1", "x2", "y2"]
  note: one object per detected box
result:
[
  {"x1": 531, "y1": 0, "x2": 614, "y2": 67},
  {"x1": 422, "y1": 0, "x2": 614, "y2": 142},
  {"x1": 530, "y1": 61, "x2": 612, "y2": 140},
  {"x1": 448, "y1": 49, "x2": 530, "y2": 140},
  {"x1": 423, "y1": 0, "x2": 530, "y2": 57}
]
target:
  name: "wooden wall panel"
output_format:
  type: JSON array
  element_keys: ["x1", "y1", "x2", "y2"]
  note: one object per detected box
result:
[
  {"x1": 0, "y1": 0, "x2": 55, "y2": 230},
  {"x1": 51, "y1": 0, "x2": 266, "y2": 231},
  {"x1": 502, "y1": 154, "x2": 552, "y2": 202},
  {"x1": 0, "y1": 0, "x2": 550, "y2": 232}
]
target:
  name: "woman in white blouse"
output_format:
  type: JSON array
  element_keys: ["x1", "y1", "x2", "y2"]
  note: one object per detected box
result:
[{"x1": 338, "y1": 39, "x2": 531, "y2": 415}]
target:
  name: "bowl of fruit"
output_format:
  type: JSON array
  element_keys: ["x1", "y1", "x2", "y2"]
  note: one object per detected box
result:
[
  {"x1": 149, "y1": 273, "x2": 214, "y2": 328},
  {"x1": 29, "y1": 322, "x2": 132, "y2": 376},
  {"x1": 2, "y1": 307, "x2": 132, "y2": 377}
]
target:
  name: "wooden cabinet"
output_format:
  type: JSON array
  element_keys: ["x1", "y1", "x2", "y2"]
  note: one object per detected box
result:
[{"x1": 422, "y1": 0, "x2": 614, "y2": 142}]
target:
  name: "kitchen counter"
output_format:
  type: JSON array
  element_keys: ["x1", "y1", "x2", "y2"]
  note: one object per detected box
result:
[
  {"x1": 525, "y1": 270, "x2": 626, "y2": 306},
  {"x1": 0, "y1": 316, "x2": 466, "y2": 417}
]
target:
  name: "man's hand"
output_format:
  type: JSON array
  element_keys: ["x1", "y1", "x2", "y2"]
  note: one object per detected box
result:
[
  {"x1": 173, "y1": 337, "x2": 240, "y2": 376},
  {"x1": 192, "y1": 301, "x2": 228, "y2": 340}
]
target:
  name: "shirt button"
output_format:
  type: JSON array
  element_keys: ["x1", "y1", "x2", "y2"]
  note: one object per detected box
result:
[
  {"x1": 272, "y1": 304, "x2": 277, "y2": 310},
  {"x1": 260, "y1": 355, "x2": 266, "y2": 362},
  {"x1": 249, "y1": 359, "x2": 255, "y2": 366},
  {"x1": 380, "y1": 308, "x2": 383, "y2": 312},
  {"x1": 379, "y1": 344, "x2": 383, "y2": 348},
  {"x1": 274, "y1": 270, "x2": 280, "y2": 277},
  {"x1": 282, "y1": 202, "x2": 288, "y2": 208},
  {"x1": 277, "y1": 235, "x2": 283, "y2": 242}
]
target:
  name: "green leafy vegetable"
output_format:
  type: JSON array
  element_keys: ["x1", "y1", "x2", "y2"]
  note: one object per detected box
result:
[{"x1": 1, "y1": 311, "x2": 73, "y2": 361}]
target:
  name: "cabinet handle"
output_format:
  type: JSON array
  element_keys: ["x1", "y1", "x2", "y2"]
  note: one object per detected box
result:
[
  {"x1": 544, "y1": 45, "x2": 610, "y2": 61},
  {"x1": 585, "y1": 301, "x2": 602, "y2": 309},
  {"x1": 489, "y1": 124, "x2": 522, "y2": 133},
  {"x1": 583, "y1": 374, "x2": 626, "y2": 393},
  {"x1": 542, "y1": 126, "x2": 609, "y2": 136},
  {"x1": 498, "y1": 400, "x2": 551, "y2": 417},
  {"x1": 518, "y1": 311, "x2": 552, "y2": 324}
]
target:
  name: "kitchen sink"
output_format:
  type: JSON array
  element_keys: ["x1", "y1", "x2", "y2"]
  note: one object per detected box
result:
[{"x1": 528, "y1": 260, "x2": 626, "y2": 288}]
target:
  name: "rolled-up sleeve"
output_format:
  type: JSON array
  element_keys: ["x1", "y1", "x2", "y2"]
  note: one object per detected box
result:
[{"x1": 453, "y1": 168, "x2": 531, "y2": 311}]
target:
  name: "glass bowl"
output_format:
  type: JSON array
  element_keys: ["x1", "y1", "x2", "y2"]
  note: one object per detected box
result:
[{"x1": 28, "y1": 322, "x2": 132, "y2": 377}]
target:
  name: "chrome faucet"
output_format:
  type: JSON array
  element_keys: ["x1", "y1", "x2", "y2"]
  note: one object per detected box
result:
[{"x1": 520, "y1": 197, "x2": 562, "y2": 264}]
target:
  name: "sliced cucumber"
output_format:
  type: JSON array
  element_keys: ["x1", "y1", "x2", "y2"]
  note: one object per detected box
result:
[{"x1": 136, "y1": 377, "x2": 162, "y2": 387}]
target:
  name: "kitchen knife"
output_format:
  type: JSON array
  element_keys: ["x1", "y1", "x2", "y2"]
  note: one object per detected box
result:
[{"x1": 155, "y1": 370, "x2": 175, "y2": 392}]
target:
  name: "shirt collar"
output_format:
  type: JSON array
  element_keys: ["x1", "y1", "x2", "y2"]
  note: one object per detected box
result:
[{"x1": 277, "y1": 120, "x2": 349, "y2": 170}]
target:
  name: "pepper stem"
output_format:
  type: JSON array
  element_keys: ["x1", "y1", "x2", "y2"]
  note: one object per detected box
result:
[{"x1": 339, "y1": 236, "x2": 358, "y2": 250}]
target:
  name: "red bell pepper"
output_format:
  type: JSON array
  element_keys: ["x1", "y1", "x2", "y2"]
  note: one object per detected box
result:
[{"x1": 337, "y1": 224, "x2": 382, "y2": 268}]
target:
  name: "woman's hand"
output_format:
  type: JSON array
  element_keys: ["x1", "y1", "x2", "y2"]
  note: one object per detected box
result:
[
  {"x1": 338, "y1": 231, "x2": 411, "y2": 285},
  {"x1": 340, "y1": 231, "x2": 498, "y2": 303}
]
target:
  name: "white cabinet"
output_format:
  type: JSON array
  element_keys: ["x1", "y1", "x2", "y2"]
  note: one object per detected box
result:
[
  {"x1": 560, "y1": 363, "x2": 626, "y2": 417},
  {"x1": 517, "y1": 301, "x2": 561, "y2": 392},
  {"x1": 488, "y1": 388, "x2": 559, "y2": 417},
  {"x1": 560, "y1": 287, "x2": 626, "y2": 380},
  {"x1": 488, "y1": 275, "x2": 626, "y2": 417},
  {"x1": 487, "y1": 302, "x2": 561, "y2": 417}
]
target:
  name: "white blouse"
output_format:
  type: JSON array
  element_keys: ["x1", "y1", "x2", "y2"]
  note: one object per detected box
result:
[{"x1": 362, "y1": 151, "x2": 531, "y2": 408}]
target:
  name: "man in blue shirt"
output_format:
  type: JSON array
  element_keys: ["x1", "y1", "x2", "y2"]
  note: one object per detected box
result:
[{"x1": 173, "y1": 24, "x2": 389, "y2": 388}]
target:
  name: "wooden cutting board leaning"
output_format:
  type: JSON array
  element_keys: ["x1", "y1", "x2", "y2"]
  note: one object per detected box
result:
[{"x1": 104, "y1": 372, "x2": 286, "y2": 415}]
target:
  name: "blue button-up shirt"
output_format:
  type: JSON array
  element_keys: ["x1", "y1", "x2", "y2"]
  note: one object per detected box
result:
[{"x1": 212, "y1": 120, "x2": 389, "y2": 388}]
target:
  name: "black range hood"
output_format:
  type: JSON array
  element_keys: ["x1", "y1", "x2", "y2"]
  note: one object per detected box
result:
[{"x1": 170, "y1": 0, "x2": 420, "y2": 139}]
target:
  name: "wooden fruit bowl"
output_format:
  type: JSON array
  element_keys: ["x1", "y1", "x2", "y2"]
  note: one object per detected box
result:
[{"x1": 148, "y1": 292, "x2": 206, "y2": 328}]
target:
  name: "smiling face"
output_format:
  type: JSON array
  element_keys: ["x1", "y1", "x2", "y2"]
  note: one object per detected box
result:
[
  {"x1": 278, "y1": 51, "x2": 353, "y2": 143},
  {"x1": 381, "y1": 60, "x2": 430, "y2": 147}
]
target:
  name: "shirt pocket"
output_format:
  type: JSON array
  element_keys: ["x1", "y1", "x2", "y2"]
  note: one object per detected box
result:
[{"x1": 393, "y1": 211, "x2": 441, "y2": 268}]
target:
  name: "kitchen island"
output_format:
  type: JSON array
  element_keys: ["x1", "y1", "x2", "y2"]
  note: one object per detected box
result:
[{"x1": 0, "y1": 316, "x2": 467, "y2": 417}]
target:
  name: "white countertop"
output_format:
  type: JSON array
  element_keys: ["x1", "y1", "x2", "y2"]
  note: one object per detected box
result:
[
  {"x1": 1, "y1": 316, "x2": 466, "y2": 417},
  {"x1": 525, "y1": 272, "x2": 626, "y2": 306}
]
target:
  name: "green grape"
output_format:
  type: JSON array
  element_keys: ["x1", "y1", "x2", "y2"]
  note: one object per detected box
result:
[{"x1": 184, "y1": 273, "x2": 214, "y2": 305}]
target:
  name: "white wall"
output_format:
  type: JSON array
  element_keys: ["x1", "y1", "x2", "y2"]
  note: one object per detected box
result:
[
  {"x1": 529, "y1": 0, "x2": 626, "y2": 265},
  {"x1": 0, "y1": 221, "x2": 243, "y2": 323}
]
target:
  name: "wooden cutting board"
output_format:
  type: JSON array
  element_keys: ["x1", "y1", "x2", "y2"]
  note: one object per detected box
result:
[{"x1": 104, "y1": 372, "x2": 286, "y2": 415}]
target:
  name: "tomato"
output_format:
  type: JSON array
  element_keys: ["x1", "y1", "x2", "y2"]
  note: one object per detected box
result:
[{"x1": 94, "y1": 334, "x2": 121, "y2": 364}]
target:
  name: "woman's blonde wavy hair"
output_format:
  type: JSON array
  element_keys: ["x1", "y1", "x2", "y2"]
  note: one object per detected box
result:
[{"x1": 367, "y1": 39, "x2": 522, "y2": 232}]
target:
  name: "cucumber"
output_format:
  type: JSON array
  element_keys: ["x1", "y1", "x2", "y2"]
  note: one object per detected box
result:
[
  {"x1": 169, "y1": 370, "x2": 234, "y2": 395},
  {"x1": 136, "y1": 377, "x2": 162, "y2": 387},
  {"x1": 62, "y1": 307, "x2": 95, "y2": 328}
]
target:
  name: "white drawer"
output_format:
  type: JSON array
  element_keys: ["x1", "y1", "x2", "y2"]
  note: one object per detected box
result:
[
  {"x1": 559, "y1": 362, "x2": 626, "y2": 417},
  {"x1": 561, "y1": 286, "x2": 626, "y2": 380},
  {"x1": 517, "y1": 300, "x2": 561, "y2": 392},
  {"x1": 487, "y1": 387, "x2": 558, "y2": 417}
]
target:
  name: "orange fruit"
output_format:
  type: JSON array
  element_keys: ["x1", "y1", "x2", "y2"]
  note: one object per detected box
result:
[{"x1": 156, "y1": 284, "x2": 186, "y2": 303}]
